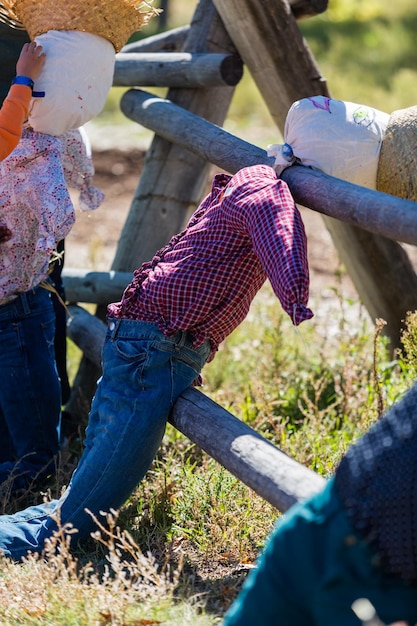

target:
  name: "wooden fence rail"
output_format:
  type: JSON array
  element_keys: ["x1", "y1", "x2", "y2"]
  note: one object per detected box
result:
[
  {"x1": 66, "y1": 303, "x2": 325, "y2": 512},
  {"x1": 63, "y1": 269, "x2": 132, "y2": 305},
  {"x1": 114, "y1": 52, "x2": 243, "y2": 87}
]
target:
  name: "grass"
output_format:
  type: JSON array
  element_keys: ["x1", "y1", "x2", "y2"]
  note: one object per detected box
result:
[
  {"x1": 1, "y1": 285, "x2": 416, "y2": 624},
  {"x1": 1, "y1": 0, "x2": 417, "y2": 623}
]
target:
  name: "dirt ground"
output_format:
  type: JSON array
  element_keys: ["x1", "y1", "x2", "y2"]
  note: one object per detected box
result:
[{"x1": 66, "y1": 146, "x2": 360, "y2": 333}]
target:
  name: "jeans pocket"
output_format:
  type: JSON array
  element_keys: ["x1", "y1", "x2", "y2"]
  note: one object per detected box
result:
[
  {"x1": 113, "y1": 337, "x2": 151, "y2": 363},
  {"x1": 110, "y1": 337, "x2": 150, "y2": 388},
  {"x1": 170, "y1": 344, "x2": 208, "y2": 388}
]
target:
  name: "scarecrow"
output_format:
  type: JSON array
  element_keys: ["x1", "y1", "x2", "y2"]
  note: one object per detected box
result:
[{"x1": 267, "y1": 95, "x2": 417, "y2": 202}]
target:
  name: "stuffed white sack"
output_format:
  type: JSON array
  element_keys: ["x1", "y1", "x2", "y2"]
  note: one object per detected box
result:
[
  {"x1": 267, "y1": 96, "x2": 390, "y2": 189},
  {"x1": 29, "y1": 30, "x2": 115, "y2": 136},
  {"x1": 0, "y1": 0, "x2": 158, "y2": 136}
]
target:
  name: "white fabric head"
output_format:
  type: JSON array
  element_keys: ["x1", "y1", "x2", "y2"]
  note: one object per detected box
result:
[
  {"x1": 267, "y1": 96, "x2": 390, "y2": 189},
  {"x1": 30, "y1": 30, "x2": 115, "y2": 136}
]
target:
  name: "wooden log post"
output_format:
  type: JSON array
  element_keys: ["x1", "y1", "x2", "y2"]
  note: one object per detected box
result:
[
  {"x1": 121, "y1": 89, "x2": 274, "y2": 172},
  {"x1": 114, "y1": 52, "x2": 243, "y2": 88},
  {"x1": 121, "y1": 88, "x2": 417, "y2": 246},
  {"x1": 66, "y1": 304, "x2": 325, "y2": 512},
  {"x1": 113, "y1": 0, "x2": 241, "y2": 272},
  {"x1": 214, "y1": 0, "x2": 329, "y2": 131},
  {"x1": 212, "y1": 0, "x2": 417, "y2": 349},
  {"x1": 67, "y1": 305, "x2": 106, "y2": 368}
]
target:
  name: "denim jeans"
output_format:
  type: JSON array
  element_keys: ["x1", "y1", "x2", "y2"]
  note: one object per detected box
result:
[
  {"x1": 0, "y1": 286, "x2": 61, "y2": 492},
  {"x1": 223, "y1": 478, "x2": 417, "y2": 626},
  {"x1": 0, "y1": 319, "x2": 211, "y2": 560}
]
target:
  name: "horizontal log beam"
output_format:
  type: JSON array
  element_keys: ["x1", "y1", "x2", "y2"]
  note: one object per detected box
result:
[
  {"x1": 66, "y1": 304, "x2": 325, "y2": 512},
  {"x1": 120, "y1": 88, "x2": 417, "y2": 246},
  {"x1": 63, "y1": 269, "x2": 132, "y2": 305},
  {"x1": 114, "y1": 52, "x2": 243, "y2": 88}
]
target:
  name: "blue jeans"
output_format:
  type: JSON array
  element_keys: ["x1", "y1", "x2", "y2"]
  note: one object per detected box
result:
[
  {"x1": 0, "y1": 286, "x2": 61, "y2": 492},
  {"x1": 223, "y1": 478, "x2": 417, "y2": 625},
  {"x1": 0, "y1": 319, "x2": 211, "y2": 560}
]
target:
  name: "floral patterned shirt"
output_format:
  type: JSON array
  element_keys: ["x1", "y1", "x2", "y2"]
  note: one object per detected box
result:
[{"x1": 0, "y1": 127, "x2": 104, "y2": 305}]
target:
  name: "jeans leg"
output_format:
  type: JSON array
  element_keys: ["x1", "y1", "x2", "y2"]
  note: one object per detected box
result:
[
  {"x1": 0, "y1": 407, "x2": 13, "y2": 463},
  {"x1": 0, "y1": 288, "x2": 61, "y2": 490},
  {"x1": 0, "y1": 321, "x2": 210, "y2": 559},
  {"x1": 58, "y1": 325, "x2": 210, "y2": 541},
  {"x1": 50, "y1": 239, "x2": 71, "y2": 406}
]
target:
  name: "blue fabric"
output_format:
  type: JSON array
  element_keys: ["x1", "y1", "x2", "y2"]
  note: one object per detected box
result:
[
  {"x1": 0, "y1": 319, "x2": 211, "y2": 560},
  {"x1": 223, "y1": 478, "x2": 417, "y2": 625},
  {"x1": 0, "y1": 286, "x2": 61, "y2": 491}
]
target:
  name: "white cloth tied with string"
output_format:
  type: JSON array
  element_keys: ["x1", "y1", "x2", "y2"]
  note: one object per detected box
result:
[
  {"x1": 29, "y1": 30, "x2": 115, "y2": 136},
  {"x1": 267, "y1": 96, "x2": 390, "y2": 189}
]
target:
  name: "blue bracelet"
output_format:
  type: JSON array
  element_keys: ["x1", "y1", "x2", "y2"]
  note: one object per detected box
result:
[
  {"x1": 11, "y1": 75, "x2": 44, "y2": 97},
  {"x1": 12, "y1": 75, "x2": 34, "y2": 90}
]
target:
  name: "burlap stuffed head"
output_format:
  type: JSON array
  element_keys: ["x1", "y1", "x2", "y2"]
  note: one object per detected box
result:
[
  {"x1": 0, "y1": 0, "x2": 159, "y2": 52},
  {"x1": 376, "y1": 105, "x2": 417, "y2": 202}
]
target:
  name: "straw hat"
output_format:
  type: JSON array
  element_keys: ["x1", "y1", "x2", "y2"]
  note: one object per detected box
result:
[
  {"x1": 376, "y1": 105, "x2": 417, "y2": 202},
  {"x1": 0, "y1": 0, "x2": 159, "y2": 52}
]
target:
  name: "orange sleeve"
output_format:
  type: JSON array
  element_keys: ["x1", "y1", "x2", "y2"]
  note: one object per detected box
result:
[{"x1": 0, "y1": 83, "x2": 32, "y2": 162}]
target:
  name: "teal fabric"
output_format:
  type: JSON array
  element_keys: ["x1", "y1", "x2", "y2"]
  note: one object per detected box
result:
[{"x1": 223, "y1": 478, "x2": 417, "y2": 625}]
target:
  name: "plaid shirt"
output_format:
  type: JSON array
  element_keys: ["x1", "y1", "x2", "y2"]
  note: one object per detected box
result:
[{"x1": 108, "y1": 165, "x2": 313, "y2": 361}]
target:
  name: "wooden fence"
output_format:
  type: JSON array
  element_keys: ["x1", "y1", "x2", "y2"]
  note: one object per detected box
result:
[{"x1": 63, "y1": 0, "x2": 417, "y2": 512}]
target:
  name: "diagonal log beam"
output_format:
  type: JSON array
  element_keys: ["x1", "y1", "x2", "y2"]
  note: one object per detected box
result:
[
  {"x1": 66, "y1": 304, "x2": 325, "y2": 512},
  {"x1": 122, "y1": 25, "x2": 190, "y2": 53}
]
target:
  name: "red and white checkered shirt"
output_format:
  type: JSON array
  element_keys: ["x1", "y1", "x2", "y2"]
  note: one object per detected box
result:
[{"x1": 108, "y1": 164, "x2": 313, "y2": 361}]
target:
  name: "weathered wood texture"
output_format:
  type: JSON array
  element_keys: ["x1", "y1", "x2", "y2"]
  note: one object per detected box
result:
[
  {"x1": 212, "y1": 0, "x2": 417, "y2": 348},
  {"x1": 121, "y1": 89, "x2": 274, "y2": 174},
  {"x1": 121, "y1": 88, "x2": 417, "y2": 246},
  {"x1": 63, "y1": 269, "x2": 132, "y2": 305},
  {"x1": 213, "y1": 0, "x2": 328, "y2": 130},
  {"x1": 113, "y1": 0, "x2": 239, "y2": 272},
  {"x1": 122, "y1": 25, "x2": 190, "y2": 53},
  {"x1": 66, "y1": 304, "x2": 325, "y2": 511},
  {"x1": 67, "y1": 305, "x2": 106, "y2": 368},
  {"x1": 113, "y1": 52, "x2": 243, "y2": 88}
]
